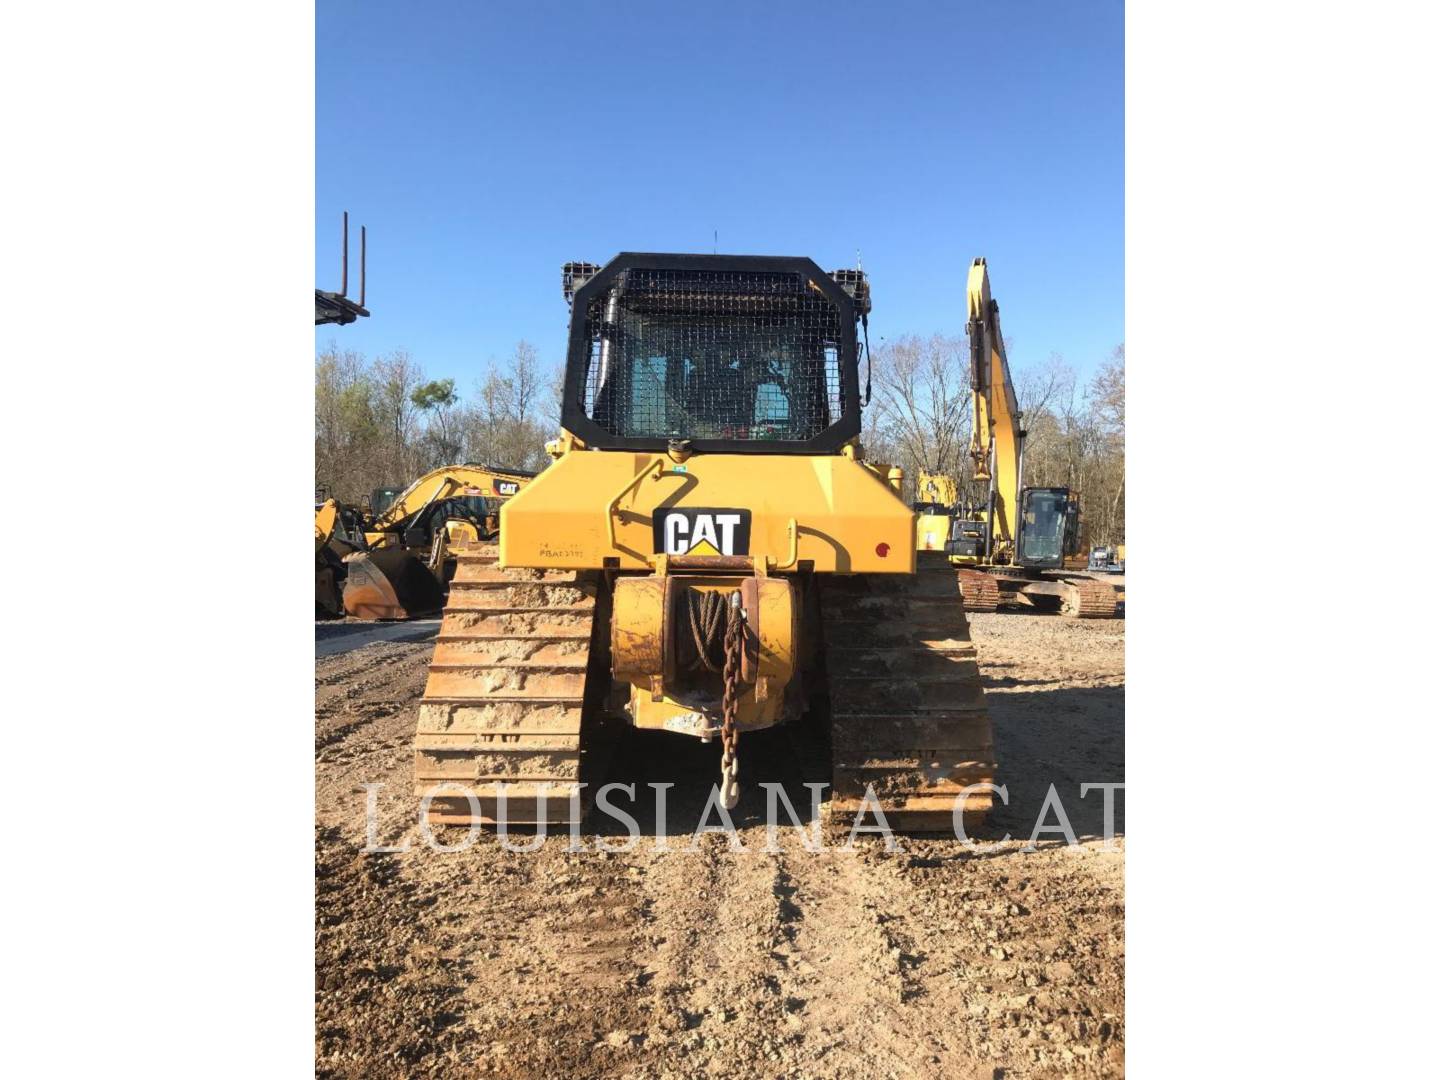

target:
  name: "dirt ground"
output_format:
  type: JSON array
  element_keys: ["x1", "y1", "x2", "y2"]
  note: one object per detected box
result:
[{"x1": 316, "y1": 609, "x2": 1125, "y2": 1078}]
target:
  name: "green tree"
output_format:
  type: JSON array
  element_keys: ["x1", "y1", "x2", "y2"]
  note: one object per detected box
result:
[{"x1": 411, "y1": 378, "x2": 461, "y2": 467}]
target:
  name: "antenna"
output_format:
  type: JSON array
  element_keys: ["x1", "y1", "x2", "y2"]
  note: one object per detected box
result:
[
  {"x1": 713, "y1": 229, "x2": 718, "y2": 254},
  {"x1": 359, "y1": 225, "x2": 366, "y2": 307}
]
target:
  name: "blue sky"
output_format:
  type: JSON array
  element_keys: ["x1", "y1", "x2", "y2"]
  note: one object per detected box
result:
[{"x1": 317, "y1": 0, "x2": 1123, "y2": 388}]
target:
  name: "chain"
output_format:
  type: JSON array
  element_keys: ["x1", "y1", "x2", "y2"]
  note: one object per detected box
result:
[{"x1": 719, "y1": 593, "x2": 743, "y2": 809}]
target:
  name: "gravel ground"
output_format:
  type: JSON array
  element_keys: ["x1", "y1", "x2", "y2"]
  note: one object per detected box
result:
[{"x1": 316, "y1": 610, "x2": 1125, "y2": 1078}]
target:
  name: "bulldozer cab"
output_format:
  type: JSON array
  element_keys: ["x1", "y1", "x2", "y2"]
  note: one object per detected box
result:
[
  {"x1": 1016, "y1": 486, "x2": 1071, "y2": 568},
  {"x1": 561, "y1": 254, "x2": 866, "y2": 454}
]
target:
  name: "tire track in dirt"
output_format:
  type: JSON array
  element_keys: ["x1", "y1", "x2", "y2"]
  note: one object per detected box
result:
[
  {"x1": 315, "y1": 644, "x2": 430, "y2": 764},
  {"x1": 315, "y1": 642, "x2": 421, "y2": 690},
  {"x1": 626, "y1": 835, "x2": 805, "y2": 1069},
  {"x1": 878, "y1": 840, "x2": 1126, "y2": 1075},
  {"x1": 316, "y1": 615, "x2": 1126, "y2": 1078}
]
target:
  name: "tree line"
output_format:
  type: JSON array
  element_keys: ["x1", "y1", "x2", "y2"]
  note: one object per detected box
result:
[
  {"x1": 316, "y1": 337, "x2": 1125, "y2": 546},
  {"x1": 315, "y1": 340, "x2": 557, "y2": 504},
  {"x1": 863, "y1": 337, "x2": 1126, "y2": 546}
]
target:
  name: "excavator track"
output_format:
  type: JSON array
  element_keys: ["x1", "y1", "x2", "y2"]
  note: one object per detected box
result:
[
  {"x1": 820, "y1": 551, "x2": 995, "y2": 834},
  {"x1": 413, "y1": 544, "x2": 607, "y2": 827},
  {"x1": 955, "y1": 568, "x2": 1001, "y2": 613},
  {"x1": 1062, "y1": 576, "x2": 1121, "y2": 619},
  {"x1": 962, "y1": 567, "x2": 1121, "y2": 620}
]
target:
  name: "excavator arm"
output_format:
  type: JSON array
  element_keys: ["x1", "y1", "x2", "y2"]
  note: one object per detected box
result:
[
  {"x1": 367, "y1": 464, "x2": 532, "y2": 534},
  {"x1": 343, "y1": 464, "x2": 536, "y2": 621},
  {"x1": 966, "y1": 257, "x2": 1024, "y2": 561}
]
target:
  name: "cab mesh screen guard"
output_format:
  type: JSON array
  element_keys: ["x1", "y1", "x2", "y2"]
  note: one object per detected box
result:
[{"x1": 561, "y1": 254, "x2": 865, "y2": 454}]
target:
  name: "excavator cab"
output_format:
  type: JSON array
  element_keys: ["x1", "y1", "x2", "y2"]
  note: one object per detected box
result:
[
  {"x1": 369, "y1": 486, "x2": 403, "y2": 519},
  {"x1": 1016, "y1": 486, "x2": 1071, "y2": 569}
]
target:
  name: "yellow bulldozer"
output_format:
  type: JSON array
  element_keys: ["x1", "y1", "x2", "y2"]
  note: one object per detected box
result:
[
  {"x1": 412, "y1": 253, "x2": 994, "y2": 832},
  {"x1": 340, "y1": 464, "x2": 535, "y2": 620},
  {"x1": 944, "y1": 259, "x2": 1121, "y2": 618}
]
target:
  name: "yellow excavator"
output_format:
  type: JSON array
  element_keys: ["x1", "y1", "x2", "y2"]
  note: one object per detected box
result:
[
  {"x1": 948, "y1": 258, "x2": 1120, "y2": 618},
  {"x1": 412, "y1": 253, "x2": 994, "y2": 832},
  {"x1": 341, "y1": 464, "x2": 534, "y2": 620}
]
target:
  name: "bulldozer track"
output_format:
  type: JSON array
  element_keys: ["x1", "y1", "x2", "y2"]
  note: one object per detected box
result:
[
  {"x1": 955, "y1": 568, "x2": 1001, "y2": 613},
  {"x1": 820, "y1": 551, "x2": 995, "y2": 834},
  {"x1": 413, "y1": 544, "x2": 607, "y2": 827}
]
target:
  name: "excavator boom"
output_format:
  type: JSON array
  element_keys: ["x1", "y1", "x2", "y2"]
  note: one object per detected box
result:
[
  {"x1": 365, "y1": 464, "x2": 532, "y2": 537},
  {"x1": 341, "y1": 464, "x2": 535, "y2": 620},
  {"x1": 966, "y1": 258, "x2": 1024, "y2": 561}
]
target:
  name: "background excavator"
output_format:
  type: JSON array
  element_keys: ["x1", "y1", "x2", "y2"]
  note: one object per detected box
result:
[
  {"x1": 947, "y1": 258, "x2": 1120, "y2": 618},
  {"x1": 412, "y1": 252, "x2": 994, "y2": 833},
  {"x1": 340, "y1": 464, "x2": 536, "y2": 620}
]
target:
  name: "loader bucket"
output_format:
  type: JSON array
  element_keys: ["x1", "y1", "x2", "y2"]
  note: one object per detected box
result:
[
  {"x1": 315, "y1": 561, "x2": 345, "y2": 620},
  {"x1": 342, "y1": 548, "x2": 444, "y2": 620}
]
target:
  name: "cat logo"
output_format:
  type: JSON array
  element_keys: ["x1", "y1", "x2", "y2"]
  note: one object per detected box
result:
[
  {"x1": 653, "y1": 507, "x2": 752, "y2": 557},
  {"x1": 496, "y1": 480, "x2": 520, "y2": 496}
]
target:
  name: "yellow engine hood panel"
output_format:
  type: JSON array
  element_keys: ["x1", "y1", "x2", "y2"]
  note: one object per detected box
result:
[{"x1": 499, "y1": 451, "x2": 915, "y2": 574}]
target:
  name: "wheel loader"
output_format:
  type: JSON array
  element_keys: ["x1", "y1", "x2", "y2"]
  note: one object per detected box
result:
[
  {"x1": 413, "y1": 253, "x2": 995, "y2": 832},
  {"x1": 342, "y1": 464, "x2": 535, "y2": 620},
  {"x1": 949, "y1": 258, "x2": 1121, "y2": 618},
  {"x1": 315, "y1": 496, "x2": 365, "y2": 618}
]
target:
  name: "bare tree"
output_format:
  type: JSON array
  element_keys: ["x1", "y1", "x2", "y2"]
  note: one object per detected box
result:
[
  {"x1": 866, "y1": 334, "x2": 973, "y2": 501},
  {"x1": 455, "y1": 341, "x2": 560, "y2": 472},
  {"x1": 510, "y1": 341, "x2": 543, "y2": 423},
  {"x1": 370, "y1": 349, "x2": 426, "y2": 479}
]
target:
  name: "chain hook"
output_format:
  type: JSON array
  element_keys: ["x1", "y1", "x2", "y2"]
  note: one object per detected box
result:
[{"x1": 720, "y1": 750, "x2": 740, "y2": 810}]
